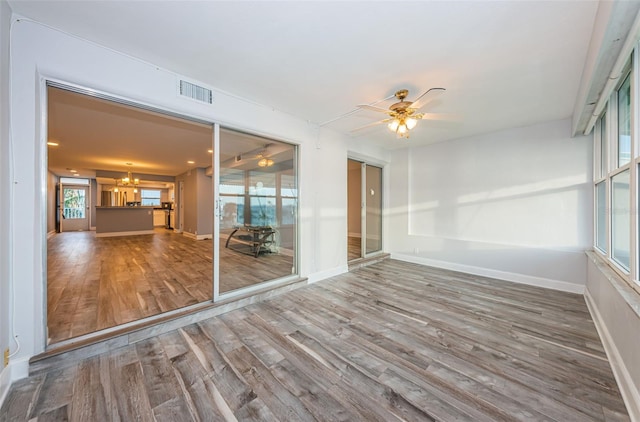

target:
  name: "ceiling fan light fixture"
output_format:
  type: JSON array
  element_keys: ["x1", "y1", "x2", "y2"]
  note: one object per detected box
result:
[
  {"x1": 388, "y1": 120, "x2": 400, "y2": 132},
  {"x1": 258, "y1": 158, "x2": 274, "y2": 167},
  {"x1": 406, "y1": 117, "x2": 418, "y2": 130}
]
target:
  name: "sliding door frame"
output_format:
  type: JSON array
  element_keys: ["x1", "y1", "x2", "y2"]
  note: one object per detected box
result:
[{"x1": 348, "y1": 154, "x2": 387, "y2": 259}]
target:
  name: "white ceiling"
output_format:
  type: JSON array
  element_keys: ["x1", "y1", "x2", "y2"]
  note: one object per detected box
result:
[
  {"x1": 48, "y1": 86, "x2": 291, "y2": 179},
  {"x1": 10, "y1": 1, "x2": 599, "y2": 149}
]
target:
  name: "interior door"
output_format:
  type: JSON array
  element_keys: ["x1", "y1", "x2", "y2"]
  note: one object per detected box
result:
[{"x1": 60, "y1": 185, "x2": 90, "y2": 232}]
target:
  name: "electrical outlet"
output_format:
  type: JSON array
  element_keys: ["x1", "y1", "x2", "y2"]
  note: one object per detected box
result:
[{"x1": 3, "y1": 348, "x2": 9, "y2": 367}]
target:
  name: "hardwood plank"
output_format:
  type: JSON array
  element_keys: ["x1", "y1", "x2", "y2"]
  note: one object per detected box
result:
[
  {"x1": 1, "y1": 259, "x2": 628, "y2": 421},
  {"x1": 47, "y1": 228, "x2": 294, "y2": 344}
]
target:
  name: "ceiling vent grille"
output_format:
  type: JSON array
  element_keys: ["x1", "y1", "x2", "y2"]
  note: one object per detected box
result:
[{"x1": 179, "y1": 80, "x2": 213, "y2": 104}]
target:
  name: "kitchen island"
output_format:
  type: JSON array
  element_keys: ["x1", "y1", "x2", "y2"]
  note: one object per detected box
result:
[{"x1": 95, "y1": 206, "x2": 155, "y2": 237}]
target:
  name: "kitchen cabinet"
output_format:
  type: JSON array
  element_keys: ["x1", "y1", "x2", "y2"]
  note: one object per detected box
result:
[{"x1": 153, "y1": 210, "x2": 165, "y2": 226}]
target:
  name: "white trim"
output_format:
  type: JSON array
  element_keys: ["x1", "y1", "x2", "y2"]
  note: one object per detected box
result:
[
  {"x1": 95, "y1": 229, "x2": 154, "y2": 238},
  {"x1": 307, "y1": 265, "x2": 348, "y2": 284},
  {"x1": 391, "y1": 253, "x2": 585, "y2": 294},
  {"x1": 0, "y1": 356, "x2": 29, "y2": 409},
  {"x1": 585, "y1": 289, "x2": 640, "y2": 422},
  {"x1": 182, "y1": 231, "x2": 212, "y2": 241}
]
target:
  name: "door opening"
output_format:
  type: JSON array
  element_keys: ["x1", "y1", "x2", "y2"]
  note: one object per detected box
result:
[
  {"x1": 347, "y1": 159, "x2": 383, "y2": 261},
  {"x1": 60, "y1": 185, "x2": 90, "y2": 232},
  {"x1": 347, "y1": 159, "x2": 362, "y2": 260}
]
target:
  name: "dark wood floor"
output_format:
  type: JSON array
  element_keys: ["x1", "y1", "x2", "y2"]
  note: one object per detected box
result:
[
  {"x1": 47, "y1": 229, "x2": 293, "y2": 344},
  {"x1": 6, "y1": 260, "x2": 629, "y2": 421}
]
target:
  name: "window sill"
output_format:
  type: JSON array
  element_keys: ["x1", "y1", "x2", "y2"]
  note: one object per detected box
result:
[{"x1": 586, "y1": 250, "x2": 640, "y2": 320}]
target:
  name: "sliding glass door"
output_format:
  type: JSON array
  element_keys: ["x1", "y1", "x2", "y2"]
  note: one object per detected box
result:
[
  {"x1": 365, "y1": 164, "x2": 383, "y2": 255},
  {"x1": 216, "y1": 128, "x2": 298, "y2": 296},
  {"x1": 347, "y1": 159, "x2": 383, "y2": 260}
]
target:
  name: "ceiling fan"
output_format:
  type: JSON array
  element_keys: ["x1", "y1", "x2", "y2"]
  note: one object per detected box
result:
[{"x1": 354, "y1": 88, "x2": 453, "y2": 138}]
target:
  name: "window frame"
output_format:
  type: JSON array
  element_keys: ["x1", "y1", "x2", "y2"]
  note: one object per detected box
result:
[
  {"x1": 593, "y1": 53, "x2": 640, "y2": 294},
  {"x1": 140, "y1": 188, "x2": 162, "y2": 207}
]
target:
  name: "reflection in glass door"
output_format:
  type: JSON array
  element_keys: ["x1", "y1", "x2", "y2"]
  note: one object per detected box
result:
[
  {"x1": 60, "y1": 185, "x2": 89, "y2": 232},
  {"x1": 217, "y1": 129, "x2": 298, "y2": 295},
  {"x1": 365, "y1": 164, "x2": 382, "y2": 255}
]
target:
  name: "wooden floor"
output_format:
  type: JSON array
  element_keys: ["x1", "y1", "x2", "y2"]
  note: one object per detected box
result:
[
  {"x1": 47, "y1": 229, "x2": 293, "y2": 344},
  {"x1": 7, "y1": 260, "x2": 629, "y2": 421},
  {"x1": 348, "y1": 235, "x2": 361, "y2": 261}
]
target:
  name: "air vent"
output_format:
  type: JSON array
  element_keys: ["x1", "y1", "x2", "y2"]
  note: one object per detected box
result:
[{"x1": 179, "y1": 80, "x2": 213, "y2": 104}]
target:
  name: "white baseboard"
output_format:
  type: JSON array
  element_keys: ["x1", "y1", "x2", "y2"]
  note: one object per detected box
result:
[
  {"x1": 307, "y1": 265, "x2": 348, "y2": 284},
  {"x1": 585, "y1": 289, "x2": 640, "y2": 421},
  {"x1": 182, "y1": 232, "x2": 212, "y2": 241},
  {"x1": 0, "y1": 356, "x2": 29, "y2": 410},
  {"x1": 391, "y1": 253, "x2": 585, "y2": 294}
]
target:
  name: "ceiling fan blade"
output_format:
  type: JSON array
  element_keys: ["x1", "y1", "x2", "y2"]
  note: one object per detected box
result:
[
  {"x1": 350, "y1": 119, "x2": 391, "y2": 133},
  {"x1": 417, "y1": 112, "x2": 461, "y2": 122},
  {"x1": 411, "y1": 87, "x2": 446, "y2": 110},
  {"x1": 357, "y1": 104, "x2": 391, "y2": 114}
]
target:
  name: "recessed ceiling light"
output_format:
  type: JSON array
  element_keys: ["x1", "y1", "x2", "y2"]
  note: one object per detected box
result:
[
  {"x1": 187, "y1": 160, "x2": 195, "y2": 164},
  {"x1": 207, "y1": 149, "x2": 213, "y2": 154},
  {"x1": 47, "y1": 141, "x2": 59, "y2": 146},
  {"x1": 70, "y1": 169, "x2": 78, "y2": 173}
]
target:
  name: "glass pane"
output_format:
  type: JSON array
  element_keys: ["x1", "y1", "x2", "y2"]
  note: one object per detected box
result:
[
  {"x1": 600, "y1": 113, "x2": 607, "y2": 178},
  {"x1": 612, "y1": 170, "x2": 630, "y2": 270},
  {"x1": 141, "y1": 189, "x2": 161, "y2": 206},
  {"x1": 280, "y1": 172, "x2": 297, "y2": 197},
  {"x1": 219, "y1": 129, "x2": 297, "y2": 293},
  {"x1": 365, "y1": 165, "x2": 382, "y2": 254},
  {"x1": 618, "y1": 74, "x2": 631, "y2": 167},
  {"x1": 220, "y1": 196, "x2": 244, "y2": 229},
  {"x1": 47, "y1": 85, "x2": 214, "y2": 345},
  {"x1": 63, "y1": 188, "x2": 86, "y2": 219},
  {"x1": 250, "y1": 196, "x2": 277, "y2": 226},
  {"x1": 220, "y1": 168, "x2": 245, "y2": 194},
  {"x1": 595, "y1": 181, "x2": 607, "y2": 252}
]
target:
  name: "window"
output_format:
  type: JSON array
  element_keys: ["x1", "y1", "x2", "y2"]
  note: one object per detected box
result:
[
  {"x1": 593, "y1": 54, "x2": 638, "y2": 289},
  {"x1": 595, "y1": 181, "x2": 607, "y2": 253},
  {"x1": 611, "y1": 170, "x2": 630, "y2": 270},
  {"x1": 600, "y1": 113, "x2": 608, "y2": 178},
  {"x1": 617, "y1": 73, "x2": 631, "y2": 167},
  {"x1": 60, "y1": 177, "x2": 89, "y2": 185},
  {"x1": 63, "y1": 187, "x2": 86, "y2": 219},
  {"x1": 141, "y1": 189, "x2": 161, "y2": 206}
]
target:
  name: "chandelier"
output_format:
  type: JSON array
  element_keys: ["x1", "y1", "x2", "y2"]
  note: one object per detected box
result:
[
  {"x1": 121, "y1": 171, "x2": 139, "y2": 187},
  {"x1": 114, "y1": 171, "x2": 140, "y2": 193}
]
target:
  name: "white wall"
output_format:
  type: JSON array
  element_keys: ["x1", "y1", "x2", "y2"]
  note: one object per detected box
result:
[
  {"x1": 8, "y1": 17, "x2": 369, "y2": 380},
  {"x1": 585, "y1": 255, "x2": 640, "y2": 420},
  {"x1": 389, "y1": 119, "x2": 593, "y2": 292},
  {"x1": 0, "y1": 0, "x2": 11, "y2": 406}
]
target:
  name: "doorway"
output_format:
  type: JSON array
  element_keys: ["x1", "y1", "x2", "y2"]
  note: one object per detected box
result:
[
  {"x1": 347, "y1": 159, "x2": 383, "y2": 261},
  {"x1": 45, "y1": 82, "x2": 300, "y2": 345},
  {"x1": 60, "y1": 184, "x2": 89, "y2": 232}
]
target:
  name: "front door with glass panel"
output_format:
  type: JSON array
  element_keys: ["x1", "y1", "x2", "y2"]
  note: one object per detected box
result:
[{"x1": 60, "y1": 185, "x2": 89, "y2": 232}]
